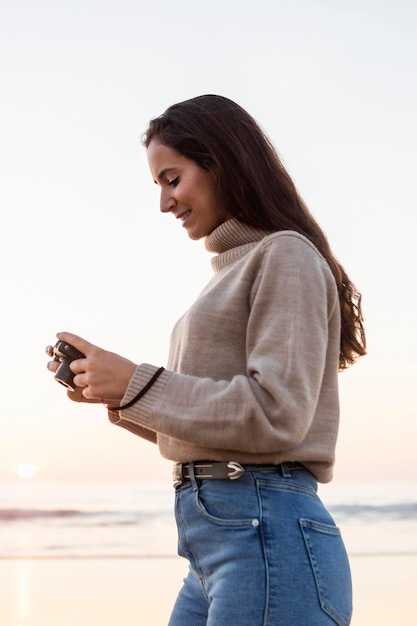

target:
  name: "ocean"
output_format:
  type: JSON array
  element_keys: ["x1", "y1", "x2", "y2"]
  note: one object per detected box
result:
[{"x1": 0, "y1": 481, "x2": 416, "y2": 560}]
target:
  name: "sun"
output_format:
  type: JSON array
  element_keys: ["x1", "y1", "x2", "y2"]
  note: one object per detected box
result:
[{"x1": 16, "y1": 464, "x2": 38, "y2": 480}]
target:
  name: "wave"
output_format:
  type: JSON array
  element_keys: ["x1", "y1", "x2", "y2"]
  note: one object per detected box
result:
[
  {"x1": 329, "y1": 502, "x2": 417, "y2": 521},
  {"x1": 1, "y1": 501, "x2": 416, "y2": 524},
  {"x1": 0, "y1": 507, "x2": 172, "y2": 526},
  {"x1": 0, "y1": 509, "x2": 81, "y2": 521}
]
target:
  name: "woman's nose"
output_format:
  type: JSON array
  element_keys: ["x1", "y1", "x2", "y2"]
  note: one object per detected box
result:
[{"x1": 160, "y1": 188, "x2": 176, "y2": 213}]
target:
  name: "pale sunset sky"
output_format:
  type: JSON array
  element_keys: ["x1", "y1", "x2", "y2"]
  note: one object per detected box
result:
[{"x1": 1, "y1": 0, "x2": 416, "y2": 484}]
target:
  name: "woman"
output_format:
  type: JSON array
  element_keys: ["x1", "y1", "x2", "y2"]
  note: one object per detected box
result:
[{"x1": 47, "y1": 95, "x2": 366, "y2": 625}]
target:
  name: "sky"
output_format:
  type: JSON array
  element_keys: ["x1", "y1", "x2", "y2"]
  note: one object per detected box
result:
[{"x1": 1, "y1": 0, "x2": 416, "y2": 484}]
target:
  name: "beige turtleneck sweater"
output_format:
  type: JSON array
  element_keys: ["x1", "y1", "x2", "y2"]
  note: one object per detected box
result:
[{"x1": 108, "y1": 218, "x2": 341, "y2": 483}]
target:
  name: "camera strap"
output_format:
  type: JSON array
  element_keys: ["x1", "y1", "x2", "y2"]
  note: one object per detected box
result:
[{"x1": 107, "y1": 366, "x2": 165, "y2": 412}]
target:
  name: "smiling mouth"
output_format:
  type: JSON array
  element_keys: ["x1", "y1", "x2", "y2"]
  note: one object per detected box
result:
[{"x1": 176, "y1": 210, "x2": 191, "y2": 223}]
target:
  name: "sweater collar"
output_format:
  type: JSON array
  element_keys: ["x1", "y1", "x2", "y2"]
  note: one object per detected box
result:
[{"x1": 205, "y1": 218, "x2": 272, "y2": 272}]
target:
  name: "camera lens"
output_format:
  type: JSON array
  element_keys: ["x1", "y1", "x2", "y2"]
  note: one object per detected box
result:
[
  {"x1": 52, "y1": 341, "x2": 85, "y2": 391},
  {"x1": 54, "y1": 362, "x2": 77, "y2": 391}
]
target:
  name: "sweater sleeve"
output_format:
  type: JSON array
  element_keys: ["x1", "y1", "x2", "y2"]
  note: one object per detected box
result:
[{"x1": 109, "y1": 234, "x2": 339, "y2": 455}]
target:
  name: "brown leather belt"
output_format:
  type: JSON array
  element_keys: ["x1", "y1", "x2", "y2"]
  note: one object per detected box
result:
[{"x1": 173, "y1": 461, "x2": 306, "y2": 489}]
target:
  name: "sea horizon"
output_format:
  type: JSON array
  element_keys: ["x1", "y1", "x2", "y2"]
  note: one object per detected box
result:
[{"x1": 0, "y1": 479, "x2": 416, "y2": 560}]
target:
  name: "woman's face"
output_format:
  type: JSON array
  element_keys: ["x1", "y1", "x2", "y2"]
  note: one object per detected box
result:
[{"x1": 147, "y1": 140, "x2": 229, "y2": 240}]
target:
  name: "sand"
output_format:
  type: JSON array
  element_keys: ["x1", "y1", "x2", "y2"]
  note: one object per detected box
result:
[{"x1": 0, "y1": 555, "x2": 416, "y2": 625}]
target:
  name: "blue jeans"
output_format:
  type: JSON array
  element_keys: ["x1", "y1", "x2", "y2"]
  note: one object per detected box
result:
[{"x1": 168, "y1": 464, "x2": 352, "y2": 626}]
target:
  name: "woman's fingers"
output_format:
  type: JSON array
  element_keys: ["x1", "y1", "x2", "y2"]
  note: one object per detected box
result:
[
  {"x1": 46, "y1": 331, "x2": 137, "y2": 404},
  {"x1": 55, "y1": 331, "x2": 96, "y2": 356}
]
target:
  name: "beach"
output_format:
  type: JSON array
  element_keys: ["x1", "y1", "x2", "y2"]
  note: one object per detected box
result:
[
  {"x1": 1, "y1": 554, "x2": 416, "y2": 625},
  {"x1": 1, "y1": 480, "x2": 416, "y2": 624}
]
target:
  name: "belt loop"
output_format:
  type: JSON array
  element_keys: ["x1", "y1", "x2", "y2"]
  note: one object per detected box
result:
[
  {"x1": 188, "y1": 462, "x2": 199, "y2": 492},
  {"x1": 281, "y1": 462, "x2": 291, "y2": 478}
]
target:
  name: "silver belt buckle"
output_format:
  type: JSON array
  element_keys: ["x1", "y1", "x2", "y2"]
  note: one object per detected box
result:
[{"x1": 227, "y1": 461, "x2": 245, "y2": 480}]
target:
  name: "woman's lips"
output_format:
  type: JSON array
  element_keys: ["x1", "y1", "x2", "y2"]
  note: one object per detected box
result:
[{"x1": 177, "y1": 210, "x2": 192, "y2": 225}]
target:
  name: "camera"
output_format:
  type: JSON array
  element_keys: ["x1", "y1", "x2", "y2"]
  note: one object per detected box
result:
[{"x1": 53, "y1": 341, "x2": 85, "y2": 391}]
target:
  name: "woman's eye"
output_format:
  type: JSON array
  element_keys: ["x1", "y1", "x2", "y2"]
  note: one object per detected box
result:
[{"x1": 168, "y1": 177, "x2": 179, "y2": 187}]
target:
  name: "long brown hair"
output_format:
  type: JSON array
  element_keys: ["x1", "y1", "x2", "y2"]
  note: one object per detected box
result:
[{"x1": 143, "y1": 95, "x2": 366, "y2": 369}]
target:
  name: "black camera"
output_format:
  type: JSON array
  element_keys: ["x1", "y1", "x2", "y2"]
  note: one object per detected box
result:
[{"x1": 53, "y1": 341, "x2": 85, "y2": 391}]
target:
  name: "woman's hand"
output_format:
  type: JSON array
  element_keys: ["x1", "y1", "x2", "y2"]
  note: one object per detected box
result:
[{"x1": 46, "y1": 332, "x2": 137, "y2": 405}]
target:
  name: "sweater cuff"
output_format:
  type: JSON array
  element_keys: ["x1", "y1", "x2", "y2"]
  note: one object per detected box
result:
[{"x1": 111, "y1": 363, "x2": 168, "y2": 426}]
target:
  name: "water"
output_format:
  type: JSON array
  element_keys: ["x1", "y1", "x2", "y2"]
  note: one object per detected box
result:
[{"x1": 0, "y1": 481, "x2": 416, "y2": 559}]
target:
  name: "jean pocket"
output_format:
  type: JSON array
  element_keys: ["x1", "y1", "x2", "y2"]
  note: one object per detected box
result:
[
  {"x1": 299, "y1": 518, "x2": 352, "y2": 626},
  {"x1": 195, "y1": 481, "x2": 259, "y2": 527}
]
